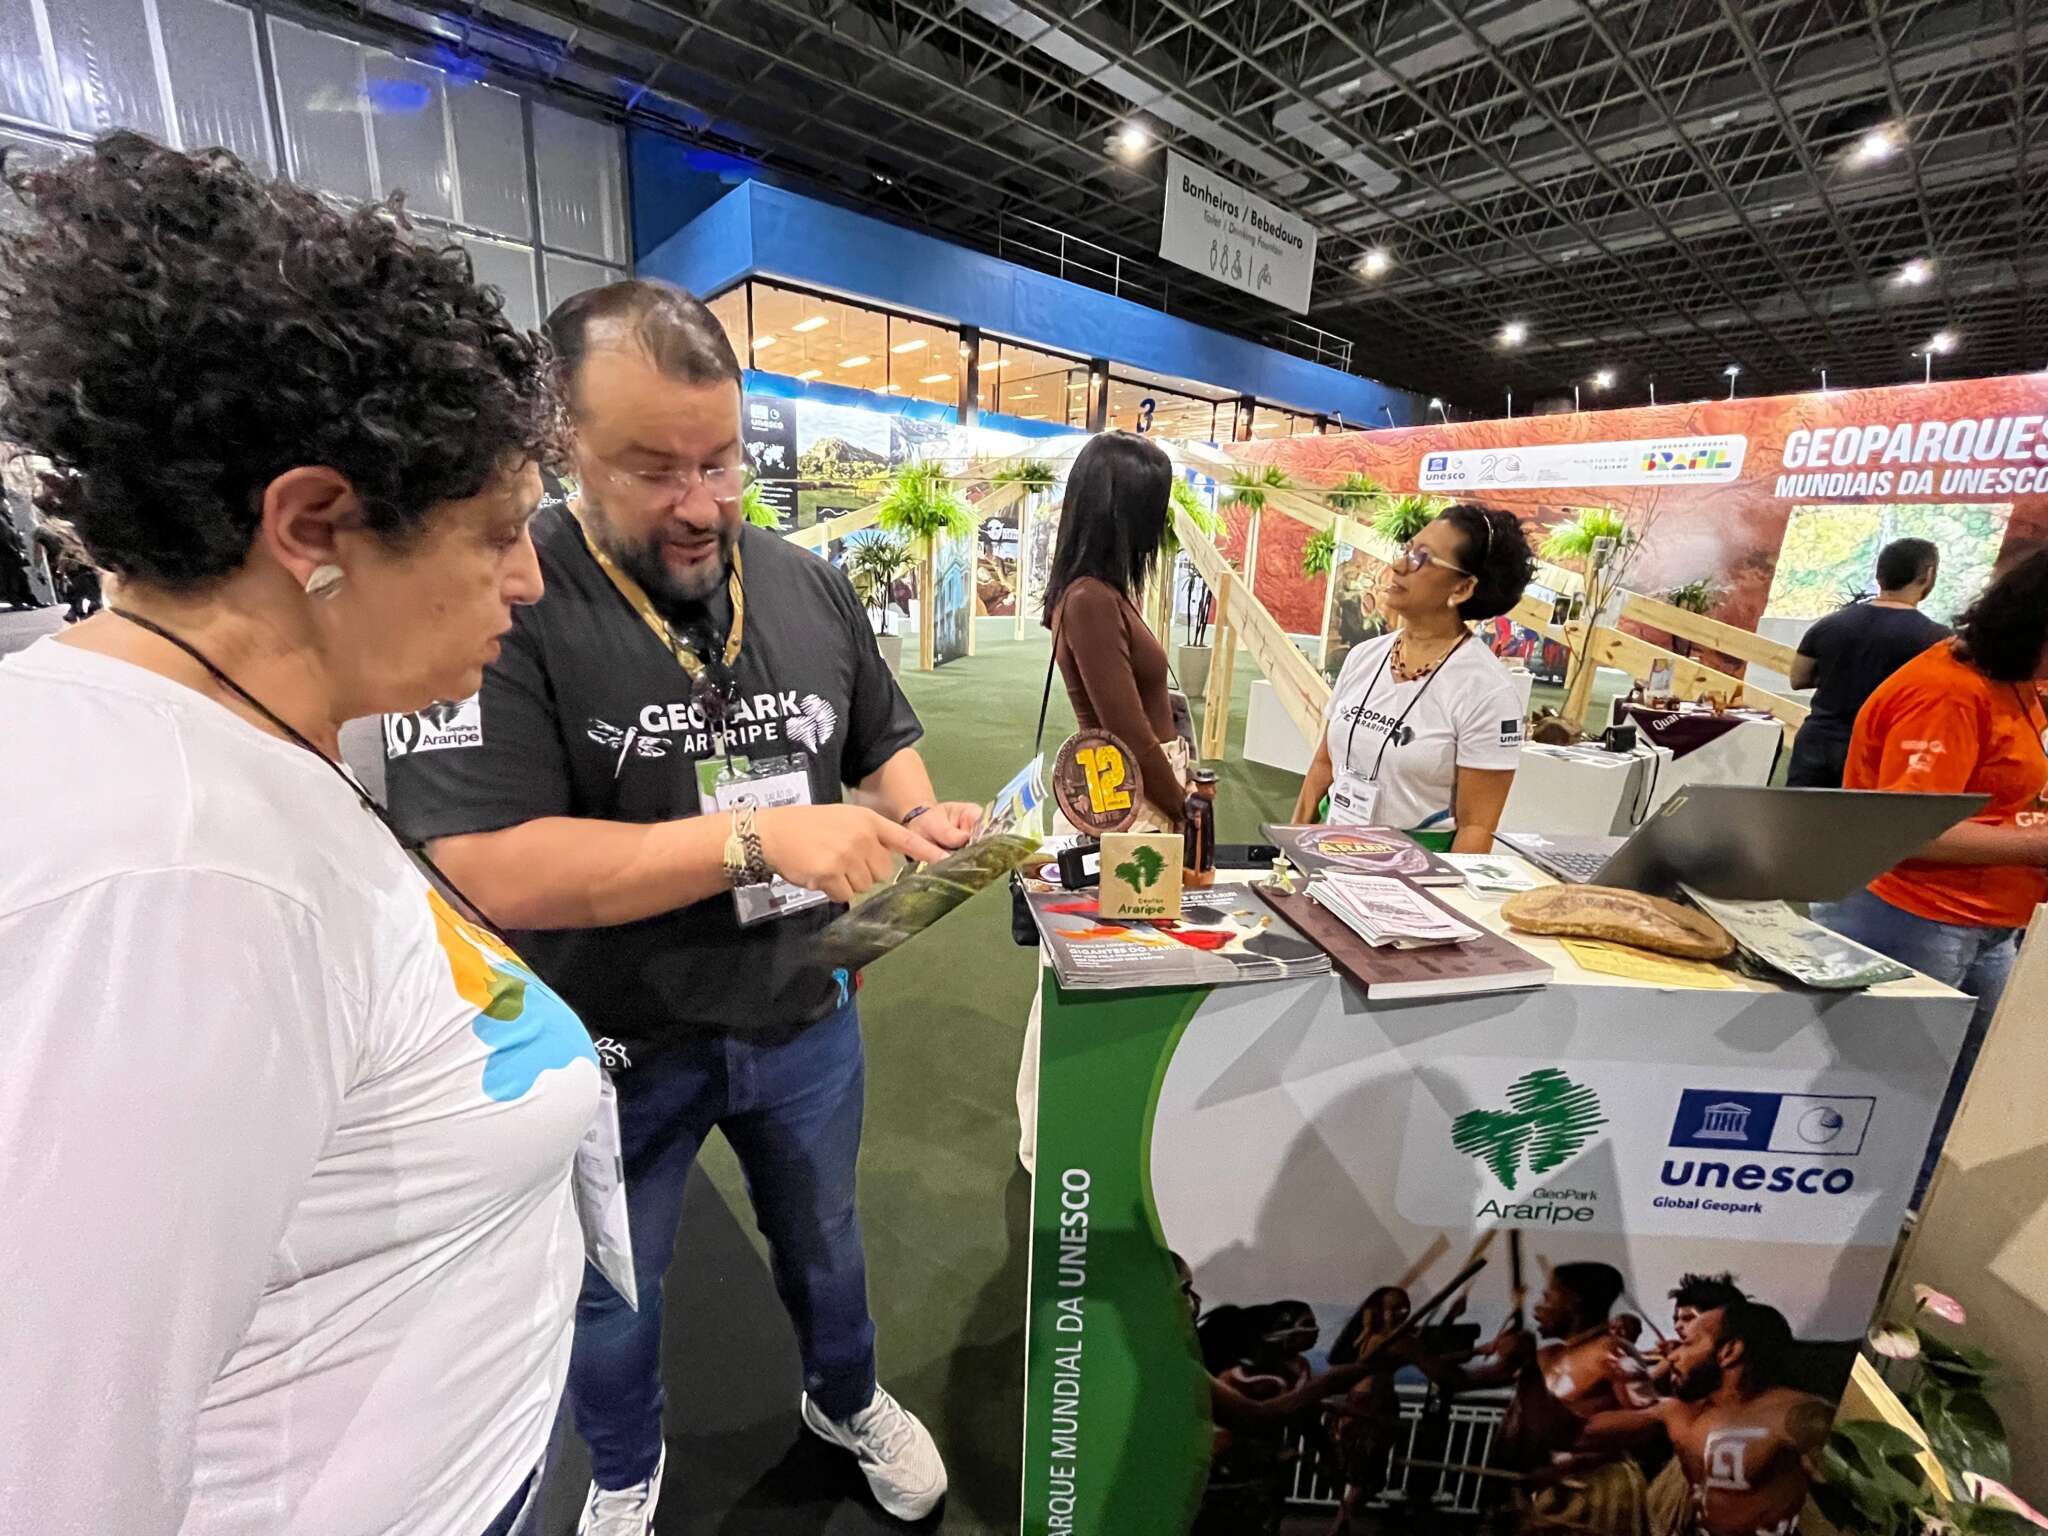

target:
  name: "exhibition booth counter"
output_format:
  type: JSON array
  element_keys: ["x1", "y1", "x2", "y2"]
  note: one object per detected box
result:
[{"x1": 1018, "y1": 877, "x2": 1971, "y2": 1535}]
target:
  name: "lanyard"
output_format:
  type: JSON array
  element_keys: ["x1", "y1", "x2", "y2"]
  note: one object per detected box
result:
[
  {"x1": 569, "y1": 502, "x2": 745, "y2": 681},
  {"x1": 2013, "y1": 684, "x2": 2048, "y2": 757},
  {"x1": 1343, "y1": 629, "x2": 1470, "y2": 783}
]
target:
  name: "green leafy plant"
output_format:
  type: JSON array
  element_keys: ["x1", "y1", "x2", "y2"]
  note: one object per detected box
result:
[
  {"x1": 843, "y1": 529, "x2": 915, "y2": 636},
  {"x1": 1814, "y1": 1284, "x2": 2046, "y2": 1536},
  {"x1": 1165, "y1": 476, "x2": 1225, "y2": 558},
  {"x1": 1322, "y1": 471, "x2": 1384, "y2": 516},
  {"x1": 1372, "y1": 491, "x2": 1444, "y2": 546},
  {"x1": 1540, "y1": 505, "x2": 1637, "y2": 566},
  {"x1": 876, "y1": 459, "x2": 975, "y2": 550},
  {"x1": 1301, "y1": 526, "x2": 1338, "y2": 576},
  {"x1": 740, "y1": 478, "x2": 779, "y2": 530},
  {"x1": 991, "y1": 458, "x2": 1056, "y2": 491},
  {"x1": 1115, "y1": 844, "x2": 1166, "y2": 891},
  {"x1": 1663, "y1": 577, "x2": 1720, "y2": 614},
  {"x1": 1220, "y1": 463, "x2": 1292, "y2": 515}
]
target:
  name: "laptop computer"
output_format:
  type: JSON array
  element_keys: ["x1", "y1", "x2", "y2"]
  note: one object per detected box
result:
[{"x1": 1496, "y1": 785, "x2": 1987, "y2": 902}]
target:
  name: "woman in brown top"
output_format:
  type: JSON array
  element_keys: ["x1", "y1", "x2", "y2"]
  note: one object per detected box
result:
[{"x1": 1042, "y1": 430, "x2": 1187, "y2": 829}]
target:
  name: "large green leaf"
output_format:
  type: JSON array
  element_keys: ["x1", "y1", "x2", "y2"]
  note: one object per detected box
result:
[
  {"x1": 1920, "y1": 1330, "x2": 1998, "y2": 1388},
  {"x1": 1913, "y1": 1383, "x2": 2012, "y2": 1486}
]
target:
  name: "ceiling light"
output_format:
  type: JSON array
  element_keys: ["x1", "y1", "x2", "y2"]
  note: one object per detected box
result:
[
  {"x1": 890, "y1": 338, "x2": 927, "y2": 354},
  {"x1": 878, "y1": 384, "x2": 900, "y2": 394},
  {"x1": 1850, "y1": 127, "x2": 1899, "y2": 167},
  {"x1": 754, "y1": 334, "x2": 779, "y2": 349},
  {"x1": 918, "y1": 372, "x2": 950, "y2": 384},
  {"x1": 1428, "y1": 397, "x2": 1443, "y2": 408},
  {"x1": 986, "y1": 358, "x2": 1009, "y2": 369},
  {"x1": 1930, "y1": 330, "x2": 1957, "y2": 353},
  {"x1": 1499, "y1": 321, "x2": 1528, "y2": 346},
  {"x1": 1592, "y1": 368, "x2": 1615, "y2": 389},
  {"x1": 792, "y1": 315, "x2": 829, "y2": 333},
  {"x1": 1012, "y1": 390, "x2": 1039, "y2": 399},
  {"x1": 1114, "y1": 123, "x2": 1150, "y2": 155},
  {"x1": 1358, "y1": 247, "x2": 1392, "y2": 278},
  {"x1": 839, "y1": 354, "x2": 871, "y2": 368},
  {"x1": 1896, "y1": 258, "x2": 1932, "y2": 286},
  {"x1": 798, "y1": 368, "x2": 823, "y2": 380}
]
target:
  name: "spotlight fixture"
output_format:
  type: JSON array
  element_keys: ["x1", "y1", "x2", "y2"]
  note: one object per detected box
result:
[
  {"x1": 1428, "y1": 397, "x2": 1450, "y2": 423},
  {"x1": 1850, "y1": 126, "x2": 1899, "y2": 167},
  {"x1": 1358, "y1": 247, "x2": 1392, "y2": 278},
  {"x1": 1113, "y1": 123, "x2": 1150, "y2": 156},
  {"x1": 890, "y1": 338, "x2": 927, "y2": 354},
  {"x1": 792, "y1": 315, "x2": 829, "y2": 333},
  {"x1": 839, "y1": 355, "x2": 872, "y2": 368},
  {"x1": 1499, "y1": 320, "x2": 1528, "y2": 346},
  {"x1": 1723, "y1": 363, "x2": 1740, "y2": 400},
  {"x1": 1592, "y1": 369, "x2": 1615, "y2": 389},
  {"x1": 1895, "y1": 258, "x2": 1932, "y2": 287},
  {"x1": 1929, "y1": 329, "x2": 1957, "y2": 353}
]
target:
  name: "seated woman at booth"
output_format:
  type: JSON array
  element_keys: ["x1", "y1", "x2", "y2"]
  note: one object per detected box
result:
[
  {"x1": 1814, "y1": 546, "x2": 2048, "y2": 1205},
  {"x1": 1291, "y1": 503, "x2": 1536, "y2": 852}
]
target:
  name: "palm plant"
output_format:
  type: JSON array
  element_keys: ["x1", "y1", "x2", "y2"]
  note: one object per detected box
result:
[
  {"x1": 844, "y1": 529, "x2": 914, "y2": 636},
  {"x1": 1221, "y1": 462, "x2": 1293, "y2": 515},
  {"x1": 877, "y1": 459, "x2": 975, "y2": 667},
  {"x1": 1539, "y1": 505, "x2": 1636, "y2": 567},
  {"x1": 1322, "y1": 471, "x2": 1384, "y2": 516},
  {"x1": 1301, "y1": 526, "x2": 1338, "y2": 577},
  {"x1": 991, "y1": 458, "x2": 1056, "y2": 492},
  {"x1": 1372, "y1": 492, "x2": 1444, "y2": 546}
]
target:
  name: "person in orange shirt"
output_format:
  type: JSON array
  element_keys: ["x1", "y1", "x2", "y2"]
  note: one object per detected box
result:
[{"x1": 1813, "y1": 547, "x2": 2048, "y2": 1204}]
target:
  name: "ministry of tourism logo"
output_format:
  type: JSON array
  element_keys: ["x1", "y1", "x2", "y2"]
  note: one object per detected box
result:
[{"x1": 1451, "y1": 1067, "x2": 1608, "y2": 1191}]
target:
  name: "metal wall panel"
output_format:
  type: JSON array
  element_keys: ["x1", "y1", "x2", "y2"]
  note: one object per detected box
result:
[
  {"x1": 268, "y1": 17, "x2": 372, "y2": 203},
  {"x1": 445, "y1": 79, "x2": 526, "y2": 239},
  {"x1": 461, "y1": 233, "x2": 538, "y2": 333},
  {"x1": 46, "y1": 0, "x2": 168, "y2": 139},
  {"x1": 531, "y1": 99, "x2": 620, "y2": 262},
  {"x1": 156, "y1": 0, "x2": 270, "y2": 169},
  {"x1": 363, "y1": 47, "x2": 449, "y2": 218},
  {"x1": 0, "y1": 0, "x2": 59, "y2": 129},
  {"x1": 543, "y1": 251, "x2": 619, "y2": 315}
]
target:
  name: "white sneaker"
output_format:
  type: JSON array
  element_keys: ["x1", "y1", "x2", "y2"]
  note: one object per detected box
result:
[
  {"x1": 801, "y1": 1385, "x2": 947, "y2": 1521},
  {"x1": 577, "y1": 1444, "x2": 665, "y2": 1536}
]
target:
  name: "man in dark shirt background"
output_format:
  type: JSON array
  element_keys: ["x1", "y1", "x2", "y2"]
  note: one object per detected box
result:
[{"x1": 1786, "y1": 537, "x2": 1947, "y2": 787}]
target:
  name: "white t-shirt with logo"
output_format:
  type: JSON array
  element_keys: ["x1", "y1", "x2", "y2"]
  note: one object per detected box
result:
[
  {"x1": 1323, "y1": 630, "x2": 1526, "y2": 832},
  {"x1": 0, "y1": 640, "x2": 602, "y2": 1536}
]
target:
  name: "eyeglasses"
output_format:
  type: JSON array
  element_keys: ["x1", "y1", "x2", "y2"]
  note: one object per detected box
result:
[
  {"x1": 589, "y1": 452, "x2": 744, "y2": 506},
  {"x1": 1395, "y1": 543, "x2": 1472, "y2": 579}
]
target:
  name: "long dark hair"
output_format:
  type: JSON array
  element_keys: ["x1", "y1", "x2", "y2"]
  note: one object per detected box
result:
[
  {"x1": 1953, "y1": 546, "x2": 2048, "y2": 683},
  {"x1": 1041, "y1": 430, "x2": 1172, "y2": 626}
]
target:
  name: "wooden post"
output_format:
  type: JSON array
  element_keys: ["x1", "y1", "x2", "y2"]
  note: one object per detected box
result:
[
  {"x1": 1014, "y1": 491, "x2": 1034, "y2": 641},
  {"x1": 918, "y1": 538, "x2": 937, "y2": 671},
  {"x1": 1200, "y1": 571, "x2": 1236, "y2": 760},
  {"x1": 1316, "y1": 554, "x2": 1340, "y2": 674}
]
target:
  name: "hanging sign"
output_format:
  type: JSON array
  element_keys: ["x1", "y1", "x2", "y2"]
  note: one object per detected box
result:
[{"x1": 1158, "y1": 149, "x2": 1317, "y2": 315}]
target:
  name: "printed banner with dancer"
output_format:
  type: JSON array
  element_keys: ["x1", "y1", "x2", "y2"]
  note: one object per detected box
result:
[{"x1": 1021, "y1": 971, "x2": 1966, "y2": 1536}]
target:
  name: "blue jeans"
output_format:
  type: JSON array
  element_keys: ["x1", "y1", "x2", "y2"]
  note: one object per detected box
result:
[
  {"x1": 1812, "y1": 887, "x2": 2021, "y2": 1203},
  {"x1": 568, "y1": 998, "x2": 878, "y2": 1490}
]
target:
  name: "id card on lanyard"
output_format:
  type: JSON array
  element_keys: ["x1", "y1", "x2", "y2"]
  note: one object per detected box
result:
[
  {"x1": 697, "y1": 753, "x2": 829, "y2": 926},
  {"x1": 1332, "y1": 632, "x2": 1468, "y2": 827}
]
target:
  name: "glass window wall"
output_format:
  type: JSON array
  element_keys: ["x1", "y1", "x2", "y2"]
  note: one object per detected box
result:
[{"x1": 979, "y1": 336, "x2": 1088, "y2": 425}]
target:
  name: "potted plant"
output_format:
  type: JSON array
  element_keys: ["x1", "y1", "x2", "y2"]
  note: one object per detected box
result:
[
  {"x1": 1660, "y1": 576, "x2": 1720, "y2": 657},
  {"x1": 991, "y1": 458, "x2": 1056, "y2": 498},
  {"x1": 1165, "y1": 476, "x2": 1225, "y2": 694},
  {"x1": 1372, "y1": 491, "x2": 1444, "y2": 547},
  {"x1": 1813, "y1": 1282, "x2": 2045, "y2": 1535},
  {"x1": 876, "y1": 459, "x2": 974, "y2": 670},
  {"x1": 1300, "y1": 526, "x2": 1337, "y2": 577},
  {"x1": 1322, "y1": 471, "x2": 1384, "y2": 519},
  {"x1": 1540, "y1": 505, "x2": 1647, "y2": 704},
  {"x1": 844, "y1": 529, "x2": 915, "y2": 674}
]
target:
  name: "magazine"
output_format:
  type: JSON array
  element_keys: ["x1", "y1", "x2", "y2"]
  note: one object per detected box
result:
[
  {"x1": 1441, "y1": 851, "x2": 1552, "y2": 895},
  {"x1": 1308, "y1": 874, "x2": 1482, "y2": 948},
  {"x1": 816, "y1": 756, "x2": 1049, "y2": 972},
  {"x1": 1258, "y1": 882, "x2": 1552, "y2": 1001},
  {"x1": 1262, "y1": 822, "x2": 1463, "y2": 886},
  {"x1": 1028, "y1": 884, "x2": 1333, "y2": 991}
]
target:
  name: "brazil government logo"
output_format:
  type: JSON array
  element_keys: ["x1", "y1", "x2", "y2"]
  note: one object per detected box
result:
[{"x1": 1451, "y1": 1067, "x2": 1608, "y2": 1191}]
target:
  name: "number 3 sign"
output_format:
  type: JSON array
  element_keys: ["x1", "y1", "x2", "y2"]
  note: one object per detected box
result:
[{"x1": 1052, "y1": 728, "x2": 1142, "y2": 836}]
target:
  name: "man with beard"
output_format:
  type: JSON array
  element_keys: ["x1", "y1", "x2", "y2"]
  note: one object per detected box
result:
[
  {"x1": 1426, "y1": 1262, "x2": 1656, "y2": 1534},
  {"x1": 1579, "y1": 1300, "x2": 1830, "y2": 1536},
  {"x1": 387, "y1": 280, "x2": 974, "y2": 1532}
]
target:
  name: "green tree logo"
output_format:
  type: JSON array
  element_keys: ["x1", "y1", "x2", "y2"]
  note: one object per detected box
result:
[
  {"x1": 1450, "y1": 1068, "x2": 1607, "y2": 1191},
  {"x1": 1115, "y1": 845, "x2": 1167, "y2": 891}
]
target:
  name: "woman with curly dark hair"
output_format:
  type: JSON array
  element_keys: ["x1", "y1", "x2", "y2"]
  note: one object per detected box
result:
[
  {"x1": 0, "y1": 133, "x2": 598, "y2": 1535},
  {"x1": 1815, "y1": 546, "x2": 2048, "y2": 1204}
]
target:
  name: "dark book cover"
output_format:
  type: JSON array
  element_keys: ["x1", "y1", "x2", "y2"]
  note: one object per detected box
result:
[
  {"x1": 1255, "y1": 881, "x2": 1553, "y2": 1001},
  {"x1": 1261, "y1": 822, "x2": 1464, "y2": 886}
]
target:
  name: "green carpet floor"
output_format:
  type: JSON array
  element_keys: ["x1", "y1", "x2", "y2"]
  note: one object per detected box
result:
[{"x1": 538, "y1": 618, "x2": 1299, "y2": 1535}]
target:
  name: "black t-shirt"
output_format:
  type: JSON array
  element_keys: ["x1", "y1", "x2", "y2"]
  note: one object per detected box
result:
[
  {"x1": 385, "y1": 505, "x2": 924, "y2": 1046},
  {"x1": 1796, "y1": 601, "x2": 1949, "y2": 741}
]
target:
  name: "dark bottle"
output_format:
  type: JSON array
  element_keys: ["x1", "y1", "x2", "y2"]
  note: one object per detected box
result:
[{"x1": 1183, "y1": 768, "x2": 1218, "y2": 887}]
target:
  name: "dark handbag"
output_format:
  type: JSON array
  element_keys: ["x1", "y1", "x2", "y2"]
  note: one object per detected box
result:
[{"x1": 1010, "y1": 623, "x2": 1064, "y2": 947}]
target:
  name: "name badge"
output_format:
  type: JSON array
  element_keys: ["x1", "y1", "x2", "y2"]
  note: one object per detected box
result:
[
  {"x1": 1327, "y1": 778, "x2": 1382, "y2": 827},
  {"x1": 698, "y1": 752, "x2": 829, "y2": 926}
]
